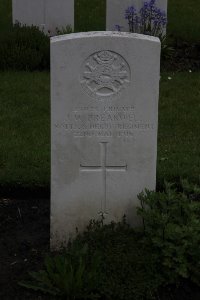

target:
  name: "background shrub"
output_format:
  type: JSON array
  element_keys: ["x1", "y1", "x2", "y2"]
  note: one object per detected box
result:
[{"x1": 0, "y1": 24, "x2": 50, "y2": 71}]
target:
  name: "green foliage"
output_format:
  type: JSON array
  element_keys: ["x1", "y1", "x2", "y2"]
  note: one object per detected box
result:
[
  {"x1": 19, "y1": 183, "x2": 200, "y2": 299},
  {"x1": 19, "y1": 244, "x2": 101, "y2": 299},
  {"x1": 74, "y1": 220, "x2": 162, "y2": 300},
  {"x1": 137, "y1": 181, "x2": 200, "y2": 286},
  {"x1": 0, "y1": 23, "x2": 50, "y2": 71},
  {"x1": 160, "y1": 37, "x2": 174, "y2": 60},
  {"x1": 0, "y1": 22, "x2": 74, "y2": 71},
  {"x1": 19, "y1": 219, "x2": 163, "y2": 300}
]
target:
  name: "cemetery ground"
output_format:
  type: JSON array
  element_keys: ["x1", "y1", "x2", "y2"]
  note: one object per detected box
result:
[
  {"x1": 1, "y1": 74, "x2": 200, "y2": 298},
  {"x1": 0, "y1": 0, "x2": 200, "y2": 299}
]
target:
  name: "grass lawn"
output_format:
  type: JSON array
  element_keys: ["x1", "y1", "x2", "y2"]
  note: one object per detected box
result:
[
  {"x1": 0, "y1": 72, "x2": 50, "y2": 195},
  {"x1": 1, "y1": 0, "x2": 200, "y2": 42},
  {"x1": 0, "y1": 0, "x2": 199, "y2": 193},
  {"x1": 168, "y1": 0, "x2": 200, "y2": 42},
  {"x1": 158, "y1": 72, "x2": 200, "y2": 185},
  {"x1": 0, "y1": 71, "x2": 199, "y2": 194}
]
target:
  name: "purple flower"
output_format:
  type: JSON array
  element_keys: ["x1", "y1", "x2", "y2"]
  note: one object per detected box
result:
[
  {"x1": 124, "y1": 0, "x2": 167, "y2": 38},
  {"x1": 125, "y1": 6, "x2": 137, "y2": 19}
]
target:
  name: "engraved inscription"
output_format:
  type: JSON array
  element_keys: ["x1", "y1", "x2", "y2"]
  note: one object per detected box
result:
[
  {"x1": 80, "y1": 51, "x2": 131, "y2": 100},
  {"x1": 54, "y1": 106, "x2": 155, "y2": 140}
]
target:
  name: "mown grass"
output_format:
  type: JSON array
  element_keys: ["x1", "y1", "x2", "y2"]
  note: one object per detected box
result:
[
  {"x1": 1, "y1": 0, "x2": 200, "y2": 42},
  {"x1": 0, "y1": 0, "x2": 199, "y2": 193},
  {"x1": 0, "y1": 71, "x2": 199, "y2": 194},
  {"x1": 0, "y1": 72, "x2": 50, "y2": 195},
  {"x1": 168, "y1": 0, "x2": 200, "y2": 42},
  {"x1": 158, "y1": 72, "x2": 200, "y2": 185}
]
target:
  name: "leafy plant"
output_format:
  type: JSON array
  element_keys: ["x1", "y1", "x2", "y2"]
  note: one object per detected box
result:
[
  {"x1": 137, "y1": 181, "x2": 200, "y2": 286},
  {"x1": 0, "y1": 23, "x2": 50, "y2": 71},
  {"x1": 19, "y1": 244, "x2": 101, "y2": 299},
  {"x1": 19, "y1": 181, "x2": 200, "y2": 299},
  {"x1": 0, "y1": 21, "x2": 74, "y2": 71},
  {"x1": 160, "y1": 36, "x2": 174, "y2": 60},
  {"x1": 55, "y1": 25, "x2": 73, "y2": 36},
  {"x1": 73, "y1": 219, "x2": 163, "y2": 300}
]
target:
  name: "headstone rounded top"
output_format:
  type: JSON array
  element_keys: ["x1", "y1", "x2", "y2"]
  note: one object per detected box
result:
[{"x1": 51, "y1": 31, "x2": 161, "y2": 44}]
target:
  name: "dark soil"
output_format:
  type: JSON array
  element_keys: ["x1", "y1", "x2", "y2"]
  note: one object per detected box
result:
[
  {"x1": 0, "y1": 197, "x2": 51, "y2": 300},
  {"x1": 0, "y1": 197, "x2": 200, "y2": 300}
]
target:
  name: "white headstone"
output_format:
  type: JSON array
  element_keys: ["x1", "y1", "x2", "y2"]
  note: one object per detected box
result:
[
  {"x1": 51, "y1": 31, "x2": 160, "y2": 249},
  {"x1": 106, "y1": 0, "x2": 168, "y2": 34},
  {"x1": 12, "y1": 0, "x2": 74, "y2": 33},
  {"x1": 12, "y1": 0, "x2": 46, "y2": 31},
  {"x1": 46, "y1": 0, "x2": 74, "y2": 34}
]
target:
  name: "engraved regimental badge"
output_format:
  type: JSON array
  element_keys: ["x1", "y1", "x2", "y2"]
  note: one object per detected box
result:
[{"x1": 80, "y1": 50, "x2": 131, "y2": 100}]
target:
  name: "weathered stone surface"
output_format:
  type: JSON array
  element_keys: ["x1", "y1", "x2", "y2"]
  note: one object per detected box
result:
[
  {"x1": 46, "y1": 0, "x2": 74, "y2": 34},
  {"x1": 12, "y1": 0, "x2": 74, "y2": 33},
  {"x1": 51, "y1": 31, "x2": 160, "y2": 249},
  {"x1": 12, "y1": 0, "x2": 46, "y2": 30},
  {"x1": 106, "y1": 0, "x2": 168, "y2": 33}
]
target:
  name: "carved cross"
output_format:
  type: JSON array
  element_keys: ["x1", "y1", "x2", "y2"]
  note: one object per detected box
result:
[{"x1": 80, "y1": 142, "x2": 127, "y2": 216}]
